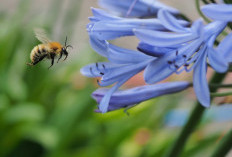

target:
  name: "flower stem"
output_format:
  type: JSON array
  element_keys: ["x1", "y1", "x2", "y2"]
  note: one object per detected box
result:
[
  {"x1": 201, "y1": 0, "x2": 209, "y2": 4},
  {"x1": 209, "y1": 83, "x2": 232, "y2": 89},
  {"x1": 195, "y1": 0, "x2": 211, "y2": 23},
  {"x1": 164, "y1": 73, "x2": 227, "y2": 157},
  {"x1": 209, "y1": 0, "x2": 216, "y2": 3},
  {"x1": 126, "y1": 0, "x2": 138, "y2": 17},
  {"x1": 210, "y1": 128, "x2": 232, "y2": 157},
  {"x1": 211, "y1": 91, "x2": 232, "y2": 97}
]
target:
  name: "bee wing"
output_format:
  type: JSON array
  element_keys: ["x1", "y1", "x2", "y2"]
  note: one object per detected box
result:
[{"x1": 34, "y1": 28, "x2": 51, "y2": 44}]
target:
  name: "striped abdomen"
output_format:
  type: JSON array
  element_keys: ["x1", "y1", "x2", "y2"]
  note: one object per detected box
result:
[{"x1": 30, "y1": 44, "x2": 47, "y2": 65}]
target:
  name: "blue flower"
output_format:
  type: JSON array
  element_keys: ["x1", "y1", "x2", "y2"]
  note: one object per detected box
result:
[
  {"x1": 134, "y1": 10, "x2": 228, "y2": 107},
  {"x1": 87, "y1": 8, "x2": 188, "y2": 40},
  {"x1": 201, "y1": 4, "x2": 232, "y2": 21},
  {"x1": 98, "y1": 0, "x2": 179, "y2": 17},
  {"x1": 81, "y1": 36, "x2": 154, "y2": 113},
  {"x1": 92, "y1": 81, "x2": 190, "y2": 113}
]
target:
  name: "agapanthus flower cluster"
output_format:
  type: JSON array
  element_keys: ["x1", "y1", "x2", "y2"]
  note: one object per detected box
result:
[{"x1": 81, "y1": 0, "x2": 232, "y2": 113}]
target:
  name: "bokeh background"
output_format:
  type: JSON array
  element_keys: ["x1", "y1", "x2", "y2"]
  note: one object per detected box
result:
[{"x1": 0, "y1": 0, "x2": 231, "y2": 157}]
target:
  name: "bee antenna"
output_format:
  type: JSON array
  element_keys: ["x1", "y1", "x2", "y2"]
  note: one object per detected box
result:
[
  {"x1": 65, "y1": 36, "x2": 68, "y2": 47},
  {"x1": 66, "y1": 45, "x2": 73, "y2": 49}
]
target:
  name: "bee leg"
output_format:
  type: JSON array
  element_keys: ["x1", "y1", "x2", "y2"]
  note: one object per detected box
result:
[
  {"x1": 57, "y1": 52, "x2": 63, "y2": 63},
  {"x1": 26, "y1": 63, "x2": 33, "y2": 66},
  {"x1": 48, "y1": 53, "x2": 55, "y2": 69},
  {"x1": 63, "y1": 53, "x2": 68, "y2": 61}
]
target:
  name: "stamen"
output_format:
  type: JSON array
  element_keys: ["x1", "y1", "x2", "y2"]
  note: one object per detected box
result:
[
  {"x1": 97, "y1": 79, "x2": 101, "y2": 86},
  {"x1": 183, "y1": 55, "x2": 187, "y2": 58},
  {"x1": 100, "y1": 72, "x2": 104, "y2": 75},
  {"x1": 126, "y1": 0, "x2": 138, "y2": 17},
  {"x1": 175, "y1": 67, "x2": 185, "y2": 74},
  {"x1": 185, "y1": 64, "x2": 193, "y2": 72},
  {"x1": 176, "y1": 50, "x2": 178, "y2": 56},
  {"x1": 168, "y1": 64, "x2": 176, "y2": 71},
  {"x1": 184, "y1": 62, "x2": 198, "y2": 73},
  {"x1": 102, "y1": 64, "x2": 105, "y2": 69}
]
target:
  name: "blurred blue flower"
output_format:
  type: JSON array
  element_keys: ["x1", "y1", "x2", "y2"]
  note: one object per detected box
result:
[
  {"x1": 92, "y1": 82, "x2": 190, "y2": 113},
  {"x1": 134, "y1": 10, "x2": 228, "y2": 107},
  {"x1": 98, "y1": 0, "x2": 179, "y2": 17},
  {"x1": 201, "y1": 4, "x2": 232, "y2": 21},
  {"x1": 217, "y1": 33, "x2": 232, "y2": 63},
  {"x1": 87, "y1": 8, "x2": 188, "y2": 40},
  {"x1": 165, "y1": 105, "x2": 232, "y2": 127}
]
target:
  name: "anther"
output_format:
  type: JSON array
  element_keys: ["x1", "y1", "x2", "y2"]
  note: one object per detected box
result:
[
  {"x1": 184, "y1": 64, "x2": 189, "y2": 67},
  {"x1": 97, "y1": 79, "x2": 100, "y2": 86},
  {"x1": 96, "y1": 62, "x2": 99, "y2": 68},
  {"x1": 183, "y1": 55, "x2": 187, "y2": 58},
  {"x1": 174, "y1": 64, "x2": 179, "y2": 69},
  {"x1": 176, "y1": 50, "x2": 178, "y2": 56},
  {"x1": 100, "y1": 72, "x2": 104, "y2": 75},
  {"x1": 167, "y1": 61, "x2": 173, "y2": 64},
  {"x1": 102, "y1": 64, "x2": 105, "y2": 69}
]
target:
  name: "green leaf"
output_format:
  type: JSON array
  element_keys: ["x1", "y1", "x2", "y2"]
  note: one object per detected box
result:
[{"x1": 3, "y1": 103, "x2": 45, "y2": 124}]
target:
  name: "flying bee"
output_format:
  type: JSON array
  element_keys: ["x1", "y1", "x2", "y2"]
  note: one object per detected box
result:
[{"x1": 27, "y1": 28, "x2": 72, "y2": 68}]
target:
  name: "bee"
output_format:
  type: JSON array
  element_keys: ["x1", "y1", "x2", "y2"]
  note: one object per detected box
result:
[{"x1": 27, "y1": 28, "x2": 72, "y2": 68}]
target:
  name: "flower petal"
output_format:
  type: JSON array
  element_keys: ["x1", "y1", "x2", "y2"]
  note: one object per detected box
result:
[
  {"x1": 137, "y1": 42, "x2": 175, "y2": 57},
  {"x1": 201, "y1": 4, "x2": 232, "y2": 21},
  {"x1": 108, "y1": 44, "x2": 152, "y2": 64},
  {"x1": 208, "y1": 47, "x2": 228, "y2": 73},
  {"x1": 98, "y1": 71, "x2": 138, "y2": 113},
  {"x1": 89, "y1": 21, "x2": 135, "y2": 40},
  {"x1": 193, "y1": 53, "x2": 210, "y2": 107},
  {"x1": 80, "y1": 62, "x2": 121, "y2": 78},
  {"x1": 91, "y1": 8, "x2": 120, "y2": 21},
  {"x1": 88, "y1": 19, "x2": 168, "y2": 40},
  {"x1": 93, "y1": 81, "x2": 190, "y2": 112},
  {"x1": 217, "y1": 32, "x2": 232, "y2": 62},
  {"x1": 88, "y1": 35, "x2": 108, "y2": 57},
  {"x1": 204, "y1": 21, "x2": 227, "y2": 39},
  {"x1": 102, "y1": 61, "x2": 148, "y2": 82},
  {"x1": 158, "y1": 9, "x2": 189, "y2": 33},
  {"x1": 144, "y1": 54, "x2": 175, "y2": 84},
  {"x1": 134, "y1": 29, "x2": 198, "y2": 47},
  {"x1": 98, "y1": 0, "x2": 178, "y2": 17}
]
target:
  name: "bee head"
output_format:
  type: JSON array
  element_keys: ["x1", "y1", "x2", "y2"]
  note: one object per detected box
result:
[{"x1": 63, "y1": 36, "x2": 73, "y2": 54}]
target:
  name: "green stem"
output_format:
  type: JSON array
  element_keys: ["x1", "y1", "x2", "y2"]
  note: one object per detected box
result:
[
  {"x1": 195, "y1": 0, "x2": 211, "y2": 23},
  {"x1": 209, "y1": 83, "x2": 232, "y2": 89},
  {"x1": 164, "y1": 73, "x2": 227, "y2": 157},
  {"x1": 209, "y1": 0, "x2": 216, "y2": 3},
  {"x1": 210, "y1": 129, "x2": 232, "y2": 157},
  {"x1": 201, "y1": 0, "x2": 209, "y2": 4},
  {"x1": 211, "y1": 91, "x2": 232, "y2": 97}
]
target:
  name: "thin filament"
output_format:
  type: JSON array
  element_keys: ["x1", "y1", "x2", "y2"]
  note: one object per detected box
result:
[{"x1": 126, "y1": 0, "x2": 138, "y2": 17}]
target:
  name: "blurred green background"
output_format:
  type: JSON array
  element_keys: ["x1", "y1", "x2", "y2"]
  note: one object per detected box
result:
[{"x1": 0, "y1": 0, "x2": 231, "y2": 157}]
